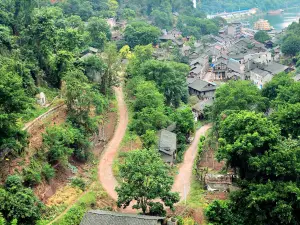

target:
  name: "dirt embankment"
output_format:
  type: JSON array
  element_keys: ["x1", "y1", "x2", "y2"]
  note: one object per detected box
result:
[{"x1": 0, "y1": 102, "x2": 118, "y2": 203}]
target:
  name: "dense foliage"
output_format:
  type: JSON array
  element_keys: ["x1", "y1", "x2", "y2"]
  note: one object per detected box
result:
[
  {"x1": 0, "y1": 175, "x2": 43, "y2": 224},
  {"x1": 206, "y1": 74, "x2": 300, "y2": 225},
  {"x1": 254, "y1": 30, "x2": 270, "y2": 43},
  {"x1": 116, "y1": 149, "x2": 179, "y2": 215},
  {"x1": 281, "y1": 20, "x2": 300, "y2": 56}
]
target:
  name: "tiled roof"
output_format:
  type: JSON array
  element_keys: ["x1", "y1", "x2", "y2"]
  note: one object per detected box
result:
[
  {"x1": 188, "y1": 79, "x2": 217, "y2": 92},
  {"x1": 158, "y1": 129, "x2": 177, "y2": 156},
  {"x1": 263, "y1": 62, "x2": 288, "y2": 75},
  {"x1": 80, "y1": 210, "x2": 165, "y2": 225}
]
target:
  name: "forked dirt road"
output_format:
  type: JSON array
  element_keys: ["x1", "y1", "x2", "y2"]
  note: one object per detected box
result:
[
  {"x1": 98, "y1": 86, "x2": 211, "y2": 211},
  {"x1": 172, "y1": 124, "x2": 211, "y2": 202}
]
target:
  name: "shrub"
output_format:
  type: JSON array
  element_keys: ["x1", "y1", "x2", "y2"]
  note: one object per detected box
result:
[
  {"x1": 71, "y1": 177, "x2": 86, "y2": 191},
  {"x1": 5, "y1": 175, "x2": 23, "y2": 192},
  {"x1": 42, "y1": 163, "x2": 55, "y2": 182},
  {"x1": 43, "y1": 125, "x2": 75, "y2": 166},
  {"x1": 1, "y1": 176, "x2": 44, "y2": 224},
  {"x1": 205, "y1": 200, "x2": 235, "y2": 225},
  {"x1": 23, "y1": 167, "x2": 42, "y2": 187},
  {"x1": 149, "y1": 202, "x2": 166, "y2": 216}
]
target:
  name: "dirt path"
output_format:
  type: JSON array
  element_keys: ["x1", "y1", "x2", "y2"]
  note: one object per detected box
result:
[
  {"x1": 97, "y1": 87, "x2": 211, "y2": 210},
  {"x1": 172, "y1": 124, "x2": 211, "y2": 202},
  {"x1": 98, "y1": 86, "x2": 128, "y2": 201}
]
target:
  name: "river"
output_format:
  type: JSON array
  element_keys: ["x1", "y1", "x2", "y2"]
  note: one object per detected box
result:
[{"x1": 240, "y1": 7, "x2": 300, "y2": 31}]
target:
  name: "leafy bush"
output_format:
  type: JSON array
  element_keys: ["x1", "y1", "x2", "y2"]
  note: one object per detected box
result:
[
  {"x1": 43, "y1": 125, "x2": 76, "y2": 166},
  {"x1": 71, "y1": 177, "x2": 86, "y2": 191},
  {"x1": 149, "y1": 202, "x2": 166, "y2": 216},
  {"x1": 53, "y1": 205, "x2": 86, "y2": 225},
  {"x1": 42, "y1": 163, "x2": 55, "y2": 182},
  {"x1": 4, "y1": 175, "x2": 23, "y2": 192},
  {"x1": 205, "y1": 200, "x2": 236, "y2": 225},
  {"x1": 23, "y1": 166, "x2": 42, "y2": 187},
  {"x1": 0, "y1": 175, "x2": 44, "y2": 224}
]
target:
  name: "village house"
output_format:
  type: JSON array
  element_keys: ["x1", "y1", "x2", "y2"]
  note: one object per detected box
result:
[
  {"x1": 213, "y1": 56, "x2": 243, "y2": 80},
  {"x1": 188, "y1": 79, "x2": 217, "y2": 100},
  {"x1": 264, "y1": 40, "x2": 274, "y2": 49},
  {"x1": 249, "y1": 68, "x2": 273, "y2": 89},
  {"x1": 80, "y1": 210, "x2": 167, "y2": 225},
  {"x1": 226, "y1": 22, "x2": 242, "y2": 37},
  {"x1": 158, "y1": 129, "x2": 177, "y2": 164},
  {"x1": 192, "y1": 99, "x2": 214, "y2": 121},
  {"x1": 189, "y1": 56, "x2": 209, "y2": 79},
  {"x1": 262, "y1": 62, "x2": 289, "y2": 75}
]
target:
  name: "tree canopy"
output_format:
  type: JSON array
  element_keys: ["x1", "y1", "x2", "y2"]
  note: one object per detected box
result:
[
  {"x1": 254, "y1": 30, "x2": 270, "y2": 43},
  {"x1": 116, "y1": 149, "x2": 179, "y2": 215}
]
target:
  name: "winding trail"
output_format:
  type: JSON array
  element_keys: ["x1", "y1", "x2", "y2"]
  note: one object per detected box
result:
[
  {"x1": 172, "y1": 124, "x2": 211, "y2": 202},
  {"x1": 98, "y1": 86, "x2": 211, "y2": 210},
  {"x1": 98, "y1": 86, "x2": 128, "y2": 201}
]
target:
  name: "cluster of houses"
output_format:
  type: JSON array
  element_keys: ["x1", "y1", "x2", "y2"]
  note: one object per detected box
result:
[{"x1": 155, "y1": 22, "x2": 293, "y2": 122}]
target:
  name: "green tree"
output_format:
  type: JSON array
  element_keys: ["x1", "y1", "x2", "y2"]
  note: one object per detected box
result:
[
  {"x1": 134, "y1": 81, "x2": 165, "y2": 111},
  {"x1": 281, "y1": 35, "x2": 300, "y2": 56},
  {"x1": 0, "y1": 175, "x2": 43, "y2": 224},
  {"x1": 86, "y1": 17, "x2": 111, "y2": 49},
  {"x1": 127, "y1": 44, "x2": 154, "y2": 77},
  {"x1": 173, "y1": 106, "x2": 195, "y2": 138},
  {"x1": 121, "y1": 8, "x2": 136, "y2": 20},
  {"x1": 218, "y1": 111, "x2": 279, "y2": 179},
  {"x1": 82, "y1": 55, "x2": 107, "y2": 83},
  {"x1": 205, "y1": 200, "x2": 241, "y2": 225},
  {"x1": 64, "y1": 70, "x2": 98, "y2": 133},
  {"x1": 262, "y1": 72, "x2": 294, "y2": 102},
  {"x1": 271, "y1": 103, "x2": 300, "y2": 138},
  {"x1": 274, "y1": 81, "x2": 300, "y2": 105},
  {"x1": 124, "y1": 21, "x2": 161, "y2": 48},
  {"x1": 43, "y1": 125, "x2": 75, "y2": 166},
  {"x1": 139, "y1": 60, "x2": 189, "y2": 107},
  {"x1": 141, "y1": 130, "x2": 157, "y2": 149},
  {"x1": 151, "y1": 10, "x2": 173, "y2": 29},
  {"x1": 0, "y1": 68, "x2": 32, "y2": 159},
  {"x1": 211, "y1": 81, "x2": 267, "y2": 120},
  {"x1": 254, "y1": 30, "x2": 270, "y2": 43},
  {"x1": 116, "y1": 149, "x2": 179, "y2": 215},
  {"x1": 101, "y1": 43, "x2": 120, "y2": 95}
]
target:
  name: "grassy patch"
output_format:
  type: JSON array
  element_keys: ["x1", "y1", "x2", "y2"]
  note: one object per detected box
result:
[
  {"x1": 48, "y1": 182, "x2": 111, "y2": 225},
  {"x1": 184, "y1": 178, "x2": 207, "y2": 209}
]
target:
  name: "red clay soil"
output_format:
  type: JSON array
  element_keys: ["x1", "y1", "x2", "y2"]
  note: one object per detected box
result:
[
  {"x1": 36, "y1": 106, "x2": 118, "y2": 203},
  {"x1": 172, "y1": 124, "x2": 212, "y2": 202},
  {"x1": 98, "y1": 86, "x2": 128, "y2": 201},
  {"x1": 0, "y1": 106, "x2": 68, "y2": 183}
]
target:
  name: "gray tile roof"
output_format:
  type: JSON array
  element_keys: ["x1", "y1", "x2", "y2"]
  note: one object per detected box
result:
[
  {"x1": 188, "y1": 79, "x2": 217, "y2": 92},
  {"x1": 158, "y1": 129, "x2": 177, "y2": 156},
  {"x1": 263, "y1": 62, "x2": 288, "y2": 75},
  {"x1": 251, "y1": 68, "x2": 270, "y2": 77},
  {"x1": 190, "y1": 65, "x2": 203, "y2": 74},
  {"x1": 187, "y1": 77, "x2": 197, "y2": 84},
  {"x1": 192, "y1": 99, "x2": 214, "y2": 112},
  {"x1": 190, "y1": 56, "x2": 208, "y2": 66},
  {"x1": 227, "y1": 59, "x2": 242, "y2": 73},
  {"x1": 80, "y1": 210, "x2": 165, "y2": 225}
]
